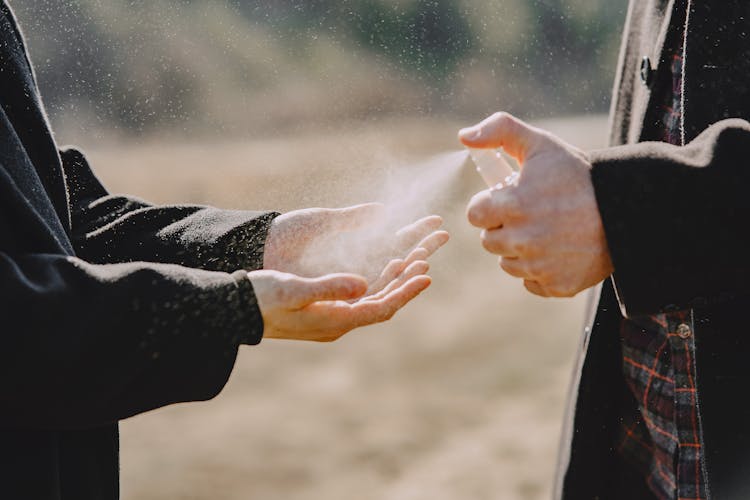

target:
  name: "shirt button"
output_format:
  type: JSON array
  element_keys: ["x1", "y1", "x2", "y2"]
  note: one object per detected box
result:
[
  {"x1": 677, "y1": 323, "x2": 692, "y2": 339},
  {"x1": 640, "y1": 56, "x2": 654, "y2": 86}
]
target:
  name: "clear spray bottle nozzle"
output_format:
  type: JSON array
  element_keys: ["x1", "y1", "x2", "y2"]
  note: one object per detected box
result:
[{"x1": 467, "y1": 148, "x2": 520, "y2": 189}]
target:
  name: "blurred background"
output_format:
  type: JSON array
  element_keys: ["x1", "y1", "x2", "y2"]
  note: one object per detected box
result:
[{"x1": 14, "y1": 1, "x2": 627, "y2": 499}]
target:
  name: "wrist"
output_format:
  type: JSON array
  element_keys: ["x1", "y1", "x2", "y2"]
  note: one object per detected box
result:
[{"x1": 261, "y1": 215, "x2": 285, "y2": 270}]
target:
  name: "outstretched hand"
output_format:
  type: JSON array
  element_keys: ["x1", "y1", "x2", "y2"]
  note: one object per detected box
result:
[
  {"x1": 461, "y1": 112, "x2": 613, "y2": 297},
  {"x1": 263, "y1": 204, "x2": 448, "y2": 280},
  {"x1": 248, "y1": 270, "x2": 431, "y2": 342},
  {"x1": 255, "y1": 203, "x2": 449, "y2": 341}
]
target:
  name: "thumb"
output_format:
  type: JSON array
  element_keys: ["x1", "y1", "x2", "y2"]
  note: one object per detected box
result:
[
  {"x1": 458, "y1": 112, "x2": 554, "y2": 164},
  {"x1": 292, "y1": 273, "x2": 368, "y2": 307}
]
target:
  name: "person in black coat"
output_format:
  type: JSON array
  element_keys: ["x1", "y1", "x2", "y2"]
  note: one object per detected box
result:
[
  {"x1": 462, "y1": 0, "x2": 750, "y2": 498},
  {"x1": 0, "y1": 2, "x2": 449, "y2": 499}
]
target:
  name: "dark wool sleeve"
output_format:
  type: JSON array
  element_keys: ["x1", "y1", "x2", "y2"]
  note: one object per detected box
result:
[
  {"x1": 589, "y1": 119, "x2": 750, "y2": 317},
  {"x1": 60, "y1": 148, "x2": 279, "y2": 273},
  {"x1": 0, "y1": 2, "x2": 274, "y2": 431},
  {"x1": 0, "y1": 251, "x2": 264, "y2": 430}
]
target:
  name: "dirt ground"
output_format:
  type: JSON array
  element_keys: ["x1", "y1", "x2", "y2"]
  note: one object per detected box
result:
[{"x1": 82, "y1": 115, "x2": 609, "y2": 500}]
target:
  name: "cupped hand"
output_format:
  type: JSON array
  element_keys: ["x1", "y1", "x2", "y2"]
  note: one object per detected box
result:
[
  {"x1": 461, "y1": 112, "x2": 613, "y2": 297},
  {"x1": 248, "y1": 269, "x2": 432, "y2": 342}
]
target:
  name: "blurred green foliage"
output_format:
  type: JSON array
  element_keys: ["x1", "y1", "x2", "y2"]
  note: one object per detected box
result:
[{"x1": 13, "y1": 0, "x2": 627, "y2": 138}]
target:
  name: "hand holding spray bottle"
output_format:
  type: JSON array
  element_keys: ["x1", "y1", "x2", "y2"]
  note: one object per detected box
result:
[{"x1": 467, "y1": 148, "x2": 520, "y2": 189}]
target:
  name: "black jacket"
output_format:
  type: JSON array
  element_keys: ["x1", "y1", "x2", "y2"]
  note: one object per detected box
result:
[
  {"x1": 557, "y1": 1, "x2": 750, "y2": 499},
  {"x1": 1, "y1": 3, "x2": 276, "y2": 498}
]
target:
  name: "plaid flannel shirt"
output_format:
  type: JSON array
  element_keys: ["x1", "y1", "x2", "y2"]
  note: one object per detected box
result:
[{"x1": 616, "y1": 3, "x2": 708, "y2": 498}]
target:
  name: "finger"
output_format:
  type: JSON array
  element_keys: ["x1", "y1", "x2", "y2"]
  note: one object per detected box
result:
[
  {"x1": 499, "y1": 257, "x2": 525, "y2": 278},
  {"x1": 458, "y1": 112, "x2": 555, "y2": 163},
  {"x1": 365, "y1": 258, "x2": 406, "y2": 296},
  {"x1": 481, "y1": 228, "x2": 513, "y2": 256},
  {"x1": 401, "y1": 231, "x2": 449, "y2": 268},
  {"x1": 412, "y1": 230, "x2": 450, "y2": 258},
  {"x1": 325, "y1": 203, "x2": 386, "y2": 231},
  {"x1": 362, "y1": 260, "x2": 430, "y2": 302},
  {"x1": 466, "y1": 187, "x2": 520, "y2": 229},
  {"x1": 300, "y1": 274, "x2": 431, "y2": 333},
  {"x1": 394, "y1": 215, "x2": 444, "y2": 252},
  {"x1": 292, "y1": 273, "x2": 368, "y2": 308},
  {"x1": 481, "y1": 228, "x2": 527, "y2": 257},
  {"x1": 403, "y1": 247, "x2": 430, "y2": 267},
  {"x1": 523, "y1": 279, "x2": 549, "y2": 297},
  {"x1": 350, "y1": 275, "x2": 432, "y2": 326}
]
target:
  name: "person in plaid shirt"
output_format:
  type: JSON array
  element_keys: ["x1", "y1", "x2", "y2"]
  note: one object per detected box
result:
[{"x1": 461, "y1": 0, "x2": 750, "y2": 498}]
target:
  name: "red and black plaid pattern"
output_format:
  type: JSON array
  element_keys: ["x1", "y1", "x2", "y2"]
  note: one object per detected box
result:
[
  {"x1": 616, "y1": 4, "x2": 707, "y2": 497},
  {"x1": 618, "y1": 312, "x2": 706, "y2": 500}
]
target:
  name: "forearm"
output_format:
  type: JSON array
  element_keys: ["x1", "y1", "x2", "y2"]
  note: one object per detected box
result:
[
  {"x1": 61, "y1": 148, "x2": 279, "y2": 272},
  {"x1": 590, "y1": 119, "x2": 750, "y2": 316},
  {"x1": 0, "y1": 251, "x2": 262, "y2": 429}
]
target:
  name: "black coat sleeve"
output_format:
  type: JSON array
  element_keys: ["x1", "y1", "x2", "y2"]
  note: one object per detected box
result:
[
  {"x1": 0, "y1": 151, "x2": 277, "y2": 430},
  {"x1": 589, "y1": 119, "x2": 750, "y2": 317},
  {"x1": 0, "y1": 4, "x2": 278, "y2": 431},
  {"x1": 60, "y1": 148, "x2": 279, "y2": 273},
  {"x1": 0, "y1": 250, "x2": 264, "y2": 430}
]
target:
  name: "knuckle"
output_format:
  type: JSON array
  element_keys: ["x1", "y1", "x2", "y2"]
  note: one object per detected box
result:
[
  {"x1": 467, "y1": 196, "x2": 490, "y2": 226},
  {"x1": 480, "y1": 232, "x2": 494, "y2": 252},
  {"x1": 491, "y1": 111, "x2": 511, "y2": 126},
  {"x1": 512, "y1": 238, "x2": 530, "y2": 256},
  {"x1": 504, "y1": 189, "x2": 526, "y2": 218},
  {"x1": 387, "y1": 259, "x2": 404, "y2": 274},
  {"x1": 499, "y1": 258, "x2": 519, "y2": 276},
  {"x1": 481, "y1": 230, "x2": 503, "y2": 254},
  {"x1": 496, "y1": 112, "x2": 520, "y2": 134},
  {"x1": 527, "y1": 262, "x2": 548, "y2": 282},
  {"x1": 413, "y1": 248, "x2": 429, "y2": 261},
  {"x1": 468, "y1": 209, "x2": 486, "y2": 227},
  {"x1": 523, "y1": 280, "x2": 544, "y2": 296},
  {"x1": 522, "y1": 240, "x2": 540, "y2": 258},
  {"x1": 414, "y1": 261, "x2": 429, "y2": 274}
]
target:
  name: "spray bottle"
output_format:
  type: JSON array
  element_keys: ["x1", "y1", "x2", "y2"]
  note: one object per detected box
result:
[{"x1": 467, "y1": 148, "x2": 520, "y2": 189}]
